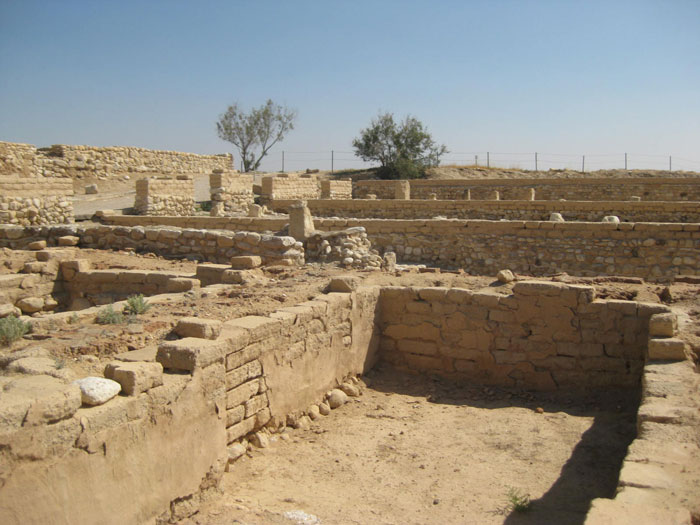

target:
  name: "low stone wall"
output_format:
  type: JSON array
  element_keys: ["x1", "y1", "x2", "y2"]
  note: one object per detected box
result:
[
  {"x1": 354, "y1": 178, "x2": 700, "y2": 201},
  {"x1": 95, "y1": 215, "x2": 700, "y2": 281},
  {"x1": 100, "y1": 214, "x2": 289, "y2": 233},
  {"x1": 378, "y1": 282, "x2": 668, "y2": 389},
  {"x1": 317, "y1": 219, "x2": 700, "y2": 281},
  {"x1": 134, "y1": 176, "x2": 195, "y2": 216},
  {"x1": 260, "y1": 173, "x2": 320, "y2": 202},
  {"x1": 210, "y1": 170, "x2": 254, "y2": 216},
  {"x1": 267, "y1": 198, "x2": 700, "y2": 223},
  {"x1": 320, "y1": 180, "x2": 352, "y2": 199},
  {"x1": 0, "y1": 225, "x2": 304, "y2": 266},
  {"x1": 0, "y1": 176, "x2": 74, "y2": 225},
  {"x1": 0, "y1": 141, "x2": 231, "y2": 179}
]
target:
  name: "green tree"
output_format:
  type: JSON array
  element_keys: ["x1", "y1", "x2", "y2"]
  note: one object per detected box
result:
[
  {"x1": 216, "y1": 99, "x2": 296, "y2": 172},
  {"x1": 352, "y1": 112, "x2": 447, "y2": 179}
]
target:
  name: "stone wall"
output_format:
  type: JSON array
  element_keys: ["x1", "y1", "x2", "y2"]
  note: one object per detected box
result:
[
  {"x1": 210, "y1": 170, "x2": 254, "y2": 216},
  {"x1": 260, "y1": 173, "x2": 320, "y2": 202},
  {"x1": 267, "y1": 198, "x2": 700, "y2": 223},
  {"x1": 0, "y1": 142, "x2": 37, "y2": 177},
  {"x1": 378, "y1": 282, "x2": 669, "y2": 389},
  {"x1": 320, "y1": 180, "x2": 352, "y2": 199},
  {"x1": 134, "y1": 176, "x2": 195, "y2": 216},
  {"x1": 354, "y1": 178, "x2": 700, "y2": 201},
  {"x1": 317, "y1": 219, "x2": 700, "y2": 281},
  {"x1": 0, "y1": 225, "x2": 304, "y2": 266},
  {"x1": 95, "y1": 215, "x2": 700, "y2": 281},
  {"x1": 0, "y1": 176, "x2": 74, "y2": 225}
]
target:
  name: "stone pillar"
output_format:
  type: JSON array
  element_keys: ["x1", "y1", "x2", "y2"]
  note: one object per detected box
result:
[
  {"x1": 462, "y1": 189, "x2": 471, "y2": 200},
  {"x1": 289, "y1": 201, "x2": 315, "y2": 241},
  {"x1": 528, "y1": 188, "x2": 535, "y2": 201},
  {"x1": 395, "y1": 180, "x2": 410, "y2": 200},
  {"x1": 493, "y1": 191, "x2": 500, "y2": 201}
]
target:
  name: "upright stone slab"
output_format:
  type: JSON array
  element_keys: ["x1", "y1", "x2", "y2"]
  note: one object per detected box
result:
[
  {"x1": 395, "y1": 180, "x2": 410, "y2": 200},
  {"x1": 289, "y1": 201, "x2": 315, "y2": 241}
]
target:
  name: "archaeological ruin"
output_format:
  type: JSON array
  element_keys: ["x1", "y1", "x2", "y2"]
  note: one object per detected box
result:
[{"x1": 0, "y1": 140, "x2": 698, "y2": 524}]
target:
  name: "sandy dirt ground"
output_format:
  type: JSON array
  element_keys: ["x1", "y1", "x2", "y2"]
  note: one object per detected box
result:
[{"x1": 186, "y1": 367, "x2": 638, "y2": 525}]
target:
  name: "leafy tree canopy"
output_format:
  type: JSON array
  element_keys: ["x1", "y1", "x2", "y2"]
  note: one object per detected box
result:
[
  {"x1": 216, "y1": 99, "x2": 296, "y2": 172},
  {"x1": 352, "y1": 112, "x2": 447, "y2": 179}
]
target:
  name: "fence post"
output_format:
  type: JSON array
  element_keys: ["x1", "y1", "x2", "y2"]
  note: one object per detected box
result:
[
  {"x1": 625, "y1": 152, "x2": 627, "y2": 170},
  {"x1": 535, "y1": 152, "x2": 538, "y2": 171},
  {"x1": 582, "y1": 155, "x2": 585, "y2": 173},
  {"x1": 282, "y1": 151, "x2": 285, "y2": 172},
  {"x1": 669, "y1": 156, "x2": 672, "y2": 171},
  {"x1": 487, "y1": 152, "x2": 490, "y2": 168},
  {"x1": 475, "y1": 154, "x2": 478, "y2": 166},
  {"x1": 331, "y1": 150, "x2": 334, "y2": 174}
]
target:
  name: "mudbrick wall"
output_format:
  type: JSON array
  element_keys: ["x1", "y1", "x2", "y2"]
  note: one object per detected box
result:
[
  {"x1": 0, "y1": 176, "x2": 74, "y2": 225},
  {"x1": 268, "y1": 198, "x2": 700, "y2": 224},
  {"x1": 378, "y1": 282, "x2": 668, "y2": 389},
  {"x1": 0, "y1": 285, "x2": 380, "y2": 524},
  {"x1": 0, "y1": 225, "x2": 304, "y2": 266},
  {"x1": 134, "y1": 177, "x2": 195, "y2": 216},
  {"x1": 0, "y1": 283, "x2": 694, "y2": 522},
  {"x1": 260, "y1": 173, "x2": 320, "y2": 202},
  {"x1": 210, "y1": 170, "x2": 255, "y2": 216},
  {"x1": 320, "y1": 180, "x2": 352, "y2": 199},
  {"x1": 0, "y1": 141, "x2": 232, "y2": 179},
  {"x1": 98, "y1": 215, "x2": 700, "y2": 281},
  {"x1": 354, "y1": 178, "x2": 700, "y2": 201}
]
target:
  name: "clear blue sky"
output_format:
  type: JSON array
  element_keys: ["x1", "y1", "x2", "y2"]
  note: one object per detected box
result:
[{"x1": 1, "y1": 0, "x2": 698, "y2": 172}]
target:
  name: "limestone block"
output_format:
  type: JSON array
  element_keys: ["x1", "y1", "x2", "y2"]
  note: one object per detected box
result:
[
  {"x1": 224, "y1": 316, "x2": 281, "y2": 343},
  {"x1": 104, "y1": 361, "x2": 164, "y2": 395},
  {"x1": 648, "y1": 338, "x2": 687, "y2": 361},
  {"x1": 73, "y1": 377, "x2": 121, "y2": 406},
  {"x1": 60, "y1": 259, "x2": 91, "y2": 280},
  {"x1": 289, "y1": 201, "x2": 315, "y2": 241},
  {"x1": 4, "y1": 375, "x2": 82, "y2": 424},
  {"x1": 327, "y1": 388, "x2": 348, "y2": 408},
  {"x1": 549, "y1": 212, "x2": 565, "y2": 222},
  {"x1": 175, "y1": 317, "x2": 222, "y2": 340},
  {"x1": 648, "y1": 313, "x2": 676, "y2": 338},
  {"x1": 165, "y1": 277, "x2": 199, "y2": 293},
  {"x1": 327, "y1": 276, "x2": 359, "y2": 293},
  {"x1": 584, "y1": 497, "x2": 691, "y2": 525},
  {"x1": 16, "y1": 296, "x2": 44, "y2": 314},
  {"x1": 27, "y1": 240, "x2": 46, "y2": 250},
  {"x1": 58, "y1": 235, "x2": 80, "y2": 246},
  {"x1": 496, "y1": 269, "x2": 515, "y2": 283},
  {"x1": 602, "y1": 215, "x2": 620, "y2": 223},
  {"x1": 230, "y1": 255, "x2": 262, "y2": 269},
  {"x1": 0, "y1": 303, "x2": 22, "y2": 318},
  {"x1": 157, "y1": 337, "x2": 228, "y2": 371}
]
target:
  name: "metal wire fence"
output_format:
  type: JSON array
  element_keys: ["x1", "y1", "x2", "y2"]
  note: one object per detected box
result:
[{"x1": 252, "y1": 150, "x2": 700, "y2": 174}]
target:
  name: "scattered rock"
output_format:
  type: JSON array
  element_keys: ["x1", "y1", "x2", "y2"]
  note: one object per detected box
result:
[
  {"x1": 549, "y1": 213, "x2": 565, "y2": 222},
  {"x1": 307, "y1": 405, "x2": 321, "y2": 421},
  {"x1": 496, "y1": 269, "x2": 515, "y2": 283},
  {"x1": 0, "y1": 304, "x2": 22, "y2": 318},
  {"x1": 294, "y1": 416, "x2": 311, "y2": 430},
  {"x1": 659, "y1": 286, "x2": 673, "y2": 303},
  {"x1": 328, "y1": 276, "x2": 359, "y2": 293},
  {"x1": 73, "y1": 377, "x2": 121, "y2": 406},
  {"x1": 174, "y1": 317, "x2": 222, "y2": 340},
  {"x1": 339, "y1": 382, "x2": 360, "y2": 397},
  {"x1": 602, "y1": 215, "x2": 620, "y2": 223},
  {"x1": 85, "y1": 184, "x2": 98, "y2": 195},
  {"x1": 318, "y1": 402, "x2": 331, "y2": 416},
  {"x1": 58, "y1": 235, "x2": 80, "y2": 247},
  {"x1": 16, "y1": 296, "x2": 44, "y2": 314},
  {"x1": 228, "y1": 443, "x2": 247, "y2": 463},
  {"x1": 250, "y1": 432, "x2": 269, "y2": 448},
  {"x1": 27, "y1": 240, "x2": 46, "y2": 251},
  {"x1": 327, "y1": 389, "x2": 348, "y2": 409}
]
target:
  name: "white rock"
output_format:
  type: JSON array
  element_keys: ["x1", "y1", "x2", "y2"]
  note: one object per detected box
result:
[
  {"x1": 602, "y1": 215, "x2": 620, "y2": 223},
  {"x1": 307, "y1": 405, "x2": 321, "y2": 420},
  {"x1": 549, "y1": 213, "x2": 565, "y2": 222},
  {"x1": 73, "y1": 377, "x2": 121, "y2": 406},
  {"x1": 339, "y1": 382, "x2": 359, "y2": 397},
  {"x1": 318, "y1": 402, "x2": 331, "y2": 416},
  {"x1": 497, "y1": 269, "x2": 515, "y2": 283}
]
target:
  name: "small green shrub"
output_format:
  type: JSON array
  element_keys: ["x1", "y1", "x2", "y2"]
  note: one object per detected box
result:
[
  {"x1": 505, "y1": 487, "x2": 531, "y2": 513},
  {"x1": 68, "y1": 312, "x2": 80, "y2": 325},
  {"x1": 124, "y1": 294, "x2": 151, "y2": 316},
  {"x1": 0, "y1": 315, "x2": 32, "y2": 346},
  {"x1": 96, "y1": 305, "x2": 125, "y2": 325}
]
